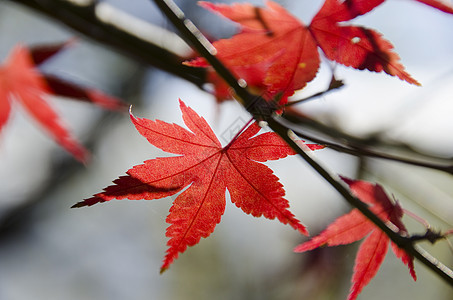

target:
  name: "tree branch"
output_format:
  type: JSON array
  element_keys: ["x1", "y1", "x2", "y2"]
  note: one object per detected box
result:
[
  {"x1": 8, "y1": 0, "x2": 206, "y2": 88},
  {"x1": 279, "y1": 119, "x2": 453, "y2": 174},
  {"x1": 281, "y1": 110, "x2": 453, "y2": 174}
]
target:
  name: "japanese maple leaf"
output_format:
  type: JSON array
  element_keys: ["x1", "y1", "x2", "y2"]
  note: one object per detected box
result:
[
  {"x1": 294, "y1": 177, "x2": 416, "y2": 300},
  {"x1": 73, "y1": 99, "x2": 324, "y2": 272},
  {"x1": 187, "y1": 0, "x2": 419, "y2": 101},
  {"x1": 0, "y1": 43, "x2": 125, "y2": 162}
]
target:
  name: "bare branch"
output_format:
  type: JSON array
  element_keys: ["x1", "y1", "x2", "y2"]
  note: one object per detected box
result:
[{"x1": 279, "y1": 119, "x2": 453, "y2": 174}]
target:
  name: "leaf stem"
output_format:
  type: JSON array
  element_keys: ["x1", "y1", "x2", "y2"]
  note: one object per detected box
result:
[{"x1": 223, "y1": 118, "x2": 254, "y2": 150}]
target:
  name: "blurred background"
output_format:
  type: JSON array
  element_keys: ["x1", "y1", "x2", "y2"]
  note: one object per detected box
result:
[{"x1": 0, "y1": 0, "x2": 452, "y2": 299}]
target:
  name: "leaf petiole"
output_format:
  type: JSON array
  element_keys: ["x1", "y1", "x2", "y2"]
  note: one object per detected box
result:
[{"x1": 223, "y1": 118, "x2": 254, "y2": 150}]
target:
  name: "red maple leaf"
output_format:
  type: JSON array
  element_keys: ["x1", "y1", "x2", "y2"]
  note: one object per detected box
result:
[
  {"x1": 0, "y1": 42, "x2": 125, "y2": 162},
  {"x1": 187, "y1": 0, "x2": 420, "y2": 102},
  {"x1": 73, "y1": 99, "x2": 324, "y2": 272},
  {"x1": 294, "y1": 177, "x2": 416, "y2": 300}
]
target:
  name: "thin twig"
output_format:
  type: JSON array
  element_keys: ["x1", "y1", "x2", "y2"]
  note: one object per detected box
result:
[
  {"x1": 283, "y1": 110, "x2": 453, "y2": 166},
  {"x1": 285, "y1": 124, "x2": 453, "y2": 174},
  {"x1": 285, "y1": 75, "x2": 344, "y2": 106},
  {"x1": 151, "y1": 0, "x2": 249, "y2": 102}
]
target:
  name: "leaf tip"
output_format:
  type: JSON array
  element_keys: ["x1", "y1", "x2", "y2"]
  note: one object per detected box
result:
[
  {"x1": 298, "y1": 225, "x2": 309, "y2": 236},
  {"x1": 198, "y1": 1, "x2": 215, "y2": 10},
  {"x1": 178, "y1": 98, "x2": 187, "y2": 108},
  {"x1": 293, "y1": 243, "x2": 308, "y2": 253},
  {"x1": 293, "y1": 239, "x2": 323, "y2": 253},
  {"x1": 71, "y1": 201, "x2": 87, "y2": 208},
  {"x1": 339, "y1": 175, "x2": 354, "y2": 186},
  {"x1": 404, "y1": 74, "x2": 421, "y2": 87},
  {"x1": 70, "y1": 143, "x2": 91, "y2": 164}
]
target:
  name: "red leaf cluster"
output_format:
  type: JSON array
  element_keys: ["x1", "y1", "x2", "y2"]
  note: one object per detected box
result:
[{"x1": 187, "y1": 0, "x2": 427, "y2": 103}]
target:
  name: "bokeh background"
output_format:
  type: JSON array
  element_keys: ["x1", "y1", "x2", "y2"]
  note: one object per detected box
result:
[{"x1": 0, "y1": 0, "x2": 453, "y2": 299}]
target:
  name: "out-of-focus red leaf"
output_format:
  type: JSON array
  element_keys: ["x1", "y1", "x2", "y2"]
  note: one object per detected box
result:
[
  {"x1": 189, "y1": 1, "x2": 320, "y2": 98},
  {"x1": 0, "y1": 79, "x2": 12, "y2": 132},
  {"x1": 74, "y1": 100, "x2": 324, "y2": 272},
  {"x1": 30, "y1": 40, "x2": 126, "y2": 110},
  {"x1": 295, "y1": 177, "x2": 416, "y2": 300},
  {"x1": 0, "y1": 42, "x2": 126, "y2": 162},
  {"x1": 0, "y1": 44, "x2": 89, "y2": 162},
  {"x1": 19, "y1": 81, "x2": 90, "y2": 162}
]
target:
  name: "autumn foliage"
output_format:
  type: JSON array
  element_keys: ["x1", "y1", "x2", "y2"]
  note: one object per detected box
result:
[
  {"x1": 4, "y1": 0, "x2": 453, "y2": 299},
  {"x1": 186, "y1": 0, "x2": 428, "y2": 102},
  {"x1": 69, "y1": 0, "x2": 453, "y2": 298}
]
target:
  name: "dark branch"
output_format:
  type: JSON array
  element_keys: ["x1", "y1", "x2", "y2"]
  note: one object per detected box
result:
[
  {"x1": 282, "y1": 111, "x2": 453, "y2": 174},
  {"x1": 280, "y1": 120, "x2": 453, "y2": 174},
  {"x1": 8, "y1": 0, "x2": 206, "y2": 88}
]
